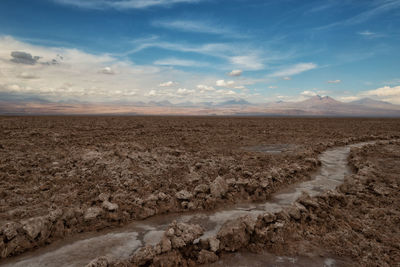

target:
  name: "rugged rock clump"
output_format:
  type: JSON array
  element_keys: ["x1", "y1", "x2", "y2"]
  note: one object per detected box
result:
[
  {"x1": 217, "y1": 215, "x2": 256, "y2": 252},
  {"x1": 210, "y1": 176, "x2": 228, "y2": 198},
  {"x1": 130, "y1": 221, "x2": 205, "y2": 266}
]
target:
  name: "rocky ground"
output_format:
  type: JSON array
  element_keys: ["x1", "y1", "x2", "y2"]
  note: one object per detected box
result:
[
  {"x1": 0, "y1": 116, "x2": 399, "y2": 262},
  {"x1": 295, "y1": 140, "x2": 400, "y2": 265},
  {"x1": 249, "y1": 140, "x2": 400, "y2": 266},
  {"x1": 90, "y1": 140, "x2": 399, "y2": 267}
]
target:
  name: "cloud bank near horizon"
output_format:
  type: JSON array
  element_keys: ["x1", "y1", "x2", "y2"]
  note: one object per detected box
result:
[{"x1": 1, "y1": 36, "x2": 400, "y2": 105}]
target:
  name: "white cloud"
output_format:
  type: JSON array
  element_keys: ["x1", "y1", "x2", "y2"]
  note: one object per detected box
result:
[
  {"x1": 159, "y1": 81, "x2": 178, "y2": 87},
  {"x1": 217, "y1": 89, "x2": 236, "y2": 96},
  {"x1": 100, "y1": 67, "x2": 115, "y2": 75},
  {"x1": 270, "y1": 63, "x2": 317, "y2": 77},
  {"x1": 53, "y1": 0, "x2": 201, "y2": 9},
  {"x1": 269, "y1": 86, "x2": 278, "y2": 89},
  {"x1": 7, "y1": 84, "x2": 22, "y2": 91},
  {"x1": 18, "y1": 72, "x2": 38, "y2": 79},
  {"x1": 339, "y1": 86, "x2": 400, "y2": 104},
  {"x1": 176, "y1": 88, "x2": 195, "y2": 95},
  {"x1": 197, "y1": 84, "x2": 215, "y2": 91},
  {"x1": 327, "y1": 79, "x2": 341, "y2": 84},
  {"x1": 362, "y1": 85, "x2": 400, "y2": 97},
  {"x1": 234, "y1": 85, "x2": 246, "y2": 90},
  {"x1": 216, "y1": 80, "x2": 235, "y2": 87},
  {"x1": 228, "y1": 69, "x2": 242, "y2": 77},
  {"x1": 148, "y1": 90, "x2": 157, "y2": 96},
  {"x1": 339, "y1": 96, "x2": 361, "y2": 102},
  {"x1": 229, "y1": 55, "x2": 264, "y2": 71},
  {"x1": 300, "y1": 90, "x2": 317, "y2": 97},
  {"x1": 283, "y1": 76, "x2": 292, "y2": 80},
  {"x1": 276, "y1": 95, "x2": 289, "y2": 100}
]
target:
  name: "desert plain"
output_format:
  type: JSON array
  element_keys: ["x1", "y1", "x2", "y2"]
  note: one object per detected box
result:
[{"x1": 0, "y1": 116, "x2": 399, "y2": 266}]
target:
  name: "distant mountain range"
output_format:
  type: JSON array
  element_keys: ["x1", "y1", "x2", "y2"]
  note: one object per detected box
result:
[
  {"x1": 251, "y1": 95, "x2": 400, "y2": 116},
  {"x1": 0, "y1": 94, "x2": 399, "y2": 116},
  {"x1": 349, "y1": 98, "x2": 400, "y2": 110},
  {"x1": 126, "y1": 98, "x2": 252, "y2": 108},
  {"x1": 268, "y1": 95, "x2": 400, "y2": 116}
]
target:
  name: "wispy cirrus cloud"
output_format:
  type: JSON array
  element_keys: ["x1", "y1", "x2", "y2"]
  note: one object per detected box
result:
[
  {"x1": 270, "y1": 62, "x2": 317, "y2": 77},
  {"x1": 316, "y1": 0, "x2": 400, "y2": 30},
  {"x1": 358, "y1": 30, "x2": 376, "y2": 36},
  {"x1": 53, "y1": 0, "x2": 202, "y2": 9},
  {"x1": 127, "y1": 38, "x2": 233, "y2": 58},
  {"x1": 357, "y1": 30, "x2": 384, "y2": 39},
  {"x1": 154, "y1": 57, "x2": 208, "y2": 67},
  {"x1": 152, "y1": 19, "x2": 245, "y2": 38},
  {"x1": 345, "y1": 0, "x2": 400, "y2": 24},
  {"x1": 305, "y1": 1, "x2": 337, "y2": 14},
  {"x1": 127, "y1": 36, "x2": 269, "y2": 71}
]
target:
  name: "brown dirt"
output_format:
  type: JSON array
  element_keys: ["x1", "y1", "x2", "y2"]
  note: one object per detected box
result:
[
  {"x1": 0, "y1": 116, "x2": 399, "y2": 261},
  {"x1": 281, "y1": 140, "x2": 400, "y2": 266},
  {"x1": 104, "y1": 141, "x2": 400, "y2": 267},
  {"x1": 211, "y1": 140, "x2": 400, "y2": 267}
]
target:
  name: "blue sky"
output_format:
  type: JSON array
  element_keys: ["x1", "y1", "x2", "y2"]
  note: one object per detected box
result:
[{"x1": 1, "y1": 0, "x2": 400, "y2": 104}]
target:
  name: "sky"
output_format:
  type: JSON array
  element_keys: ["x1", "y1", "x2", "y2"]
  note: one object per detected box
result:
[{"x1": 0, "y1": 0, "x2": 400, "y2": 104}]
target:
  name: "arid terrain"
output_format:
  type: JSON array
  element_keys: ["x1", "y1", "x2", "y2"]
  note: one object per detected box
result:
[{"x1": 0, "y1": 116, "x2": 399, "y2": 266}]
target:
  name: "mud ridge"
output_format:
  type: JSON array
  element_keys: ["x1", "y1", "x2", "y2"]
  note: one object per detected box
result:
[
  {"x1": 85, "y1": 140, "x2": 399, "y2": 267},
  {"x1": 0, "y1": 136, "x2": 387, "y2": 260}
]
